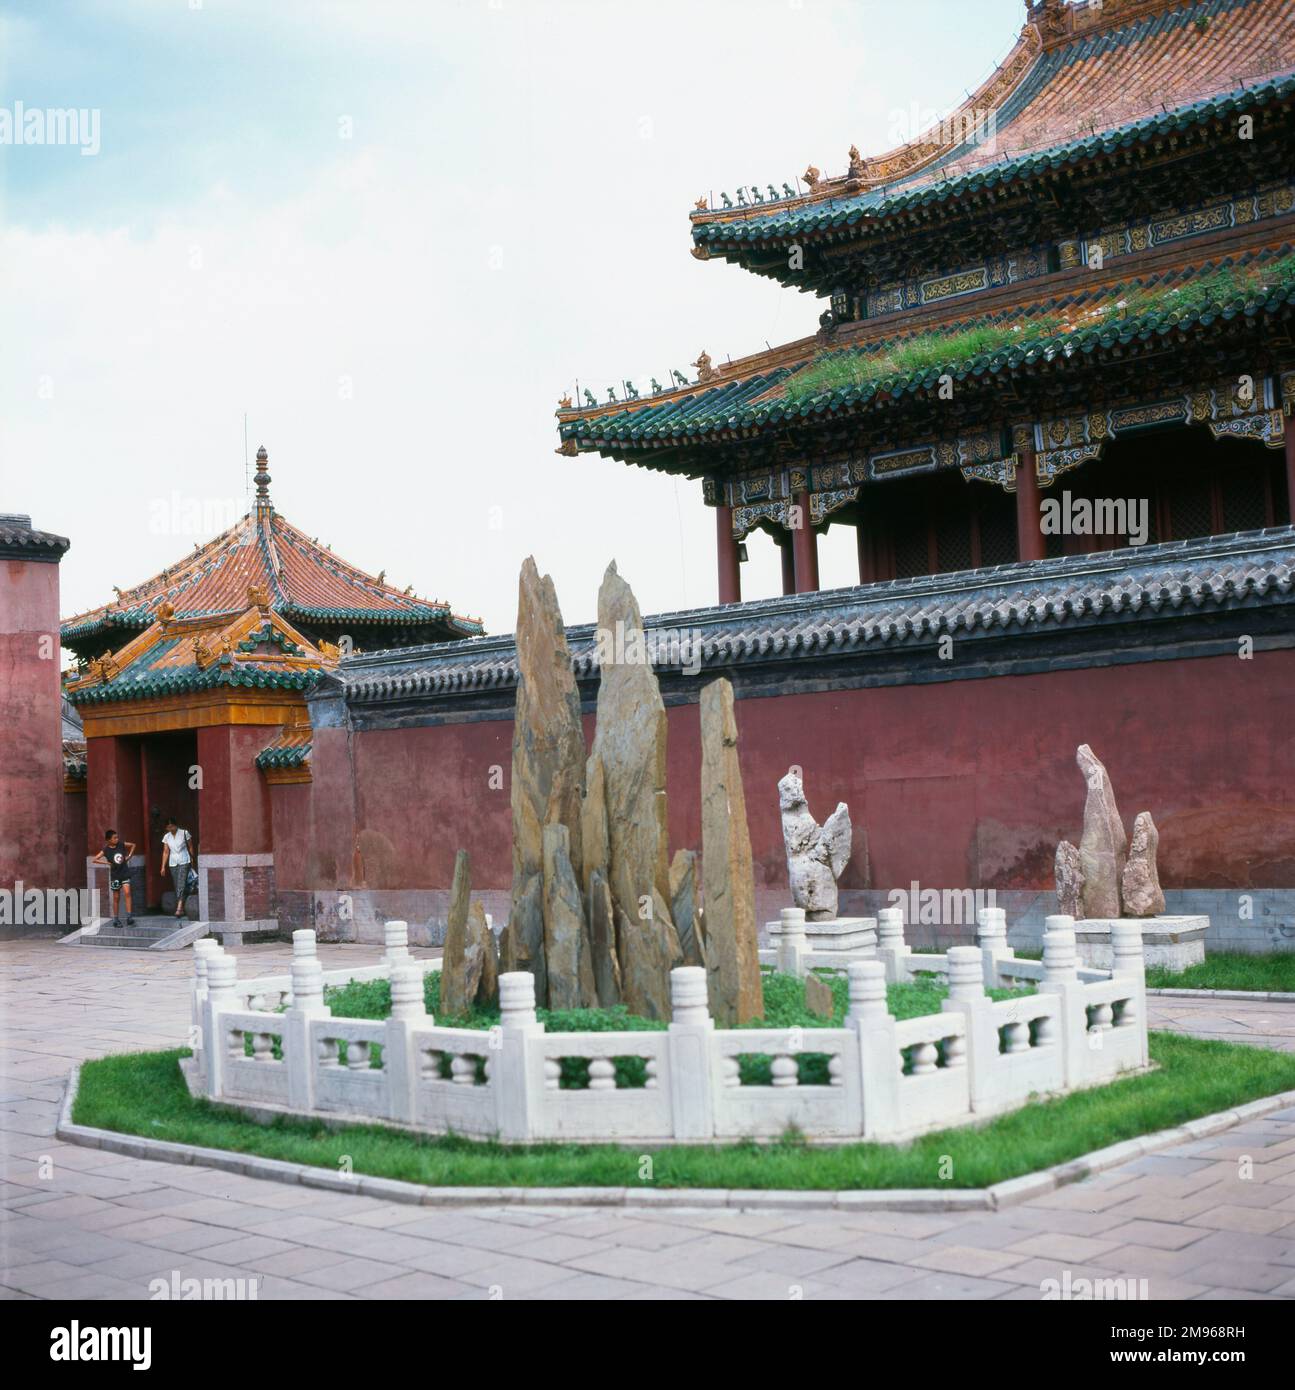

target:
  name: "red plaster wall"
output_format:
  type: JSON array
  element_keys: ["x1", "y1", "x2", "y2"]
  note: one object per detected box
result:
[
  {"x1": 287, "y1": 649, "x2": 1295, "y2": 896},
  {"x1": 0, "y1": 558, "x2": 66, "y2": 888},
  {"x1": 86, "y1": 736, "x2": 144, "y2": 862},
  {"x1": 196, "y1": 726, "x2": 273, "y2": 855},
  {"x1": 62, "y1": 789, "x2": 87, "y2": 887}
]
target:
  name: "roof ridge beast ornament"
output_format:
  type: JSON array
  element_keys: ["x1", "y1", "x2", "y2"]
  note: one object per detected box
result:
[{"x1": 778, "y1": 768, "x2": 852, "y2": 920}]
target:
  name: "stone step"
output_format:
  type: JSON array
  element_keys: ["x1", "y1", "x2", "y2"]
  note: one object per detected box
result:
[
  {"x1": 96, "y1": 923, "x2": 177, "y2": 938},
  {"x1": 81, "y1": 933, "x2": 172, "y2": 947}
]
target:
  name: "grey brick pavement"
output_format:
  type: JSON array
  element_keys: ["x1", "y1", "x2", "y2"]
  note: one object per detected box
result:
[{"x1": 3, "y1": 939, "x2": 1294, "y2": 1300}]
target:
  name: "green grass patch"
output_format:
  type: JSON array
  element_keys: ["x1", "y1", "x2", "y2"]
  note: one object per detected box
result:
[
  {"x1": 71, "y1": 1033, "x2": 1295, "y2": 1191},
  {"x1": 319, "y1": 968, "x2": 1031, "y2": 1087},
  {"x1": 324, "y1": 967, "x2": 1028, "y2": 1031},
  {"x1": 783, "y1": 253, "x2": 1295, "y2": 405},
  {"x1": 1146, "y1": 951, "x2": 1295, "y2": 994}
]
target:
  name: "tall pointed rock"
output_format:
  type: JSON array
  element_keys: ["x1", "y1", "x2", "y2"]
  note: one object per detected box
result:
[
  {"x1": 700, "y1": 677, "x2": 763, "y2": 1026},
  {"x1": 440, "y1": 849, "x2": 473, "y2": 1018},
  {"x1": 1122, "y1": 811, "x2": 1165, "y2": 917},
  {"x1": 1076, "y1": 744, "x2": 1127, "y2": 920},
  {"x1": 588, "y1": 562, "x2": 682, "y2": 1018},
  {"x1": 504, "y1": 557, "x2": 586, "y2": 1005}
]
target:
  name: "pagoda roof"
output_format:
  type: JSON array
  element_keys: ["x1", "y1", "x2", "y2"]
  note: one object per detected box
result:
[
  {"x1": 64, "y1": 603, "x2": 332, "y2": 707},
  {"x1": 61, "y1": 447, "x2": 483, "y2": 657},
  {"x1": 691, "y1": 0, "x2": 1295, "y2": 268},
  {"x1": 559, "y1": 243, "x2": 1295, "y2": 463}
]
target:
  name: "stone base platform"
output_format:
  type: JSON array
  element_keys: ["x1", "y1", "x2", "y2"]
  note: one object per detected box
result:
[
  {"x1": 765, "y1": 916, "x2": 877, "y2": 952},
  {"x1": 1075, "y1": 916, "x2": 1208, "y2": 971}
]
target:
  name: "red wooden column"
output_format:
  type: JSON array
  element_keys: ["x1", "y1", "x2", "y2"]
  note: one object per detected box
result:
[
  {"x1": 716, "y1": 504, "x2": 741, "y2": 605},
  {"x1": 778, "y1": 534, "x2": 796, "y2": 595},
  {"x1": 1285, "y1": 414, "x2": 1295, "y2": 523},
  {"x1": 856, "y1": 512, "x2": 876, "y2": 585},
  {"x1": 1015, "y1": 444, "x2": 1046, "y2": 562},
  {"x1": 791, "y1": 493, "x2": 820, "y2": 592}
]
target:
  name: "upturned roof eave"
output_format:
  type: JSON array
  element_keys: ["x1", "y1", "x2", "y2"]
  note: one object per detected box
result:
[{"x1": 691, "y1": 76, "x2": 1295, "y2": 265}]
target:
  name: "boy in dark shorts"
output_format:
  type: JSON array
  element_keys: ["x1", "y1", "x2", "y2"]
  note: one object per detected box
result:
[{"x1": 91, "y1": 829, "x2": 136, "y2": 926}]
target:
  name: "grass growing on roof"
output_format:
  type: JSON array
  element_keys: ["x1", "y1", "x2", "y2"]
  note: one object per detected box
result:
[
  {"x1": 73, "y1": 1032, "x2": 1295, "y2": 1192},
  {"x1": 782, "y1": 251, "x2": 1295, "y2": 405}
]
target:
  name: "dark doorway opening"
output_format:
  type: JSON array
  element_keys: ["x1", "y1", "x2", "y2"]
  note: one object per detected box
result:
[{"x1": 139, "y1": 731, "x2": 200, "y2": 915}]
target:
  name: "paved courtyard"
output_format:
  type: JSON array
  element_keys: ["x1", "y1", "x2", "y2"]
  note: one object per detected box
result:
[{"x1": 2, "y1": 939, "x2": 1294, "y2": 1301}]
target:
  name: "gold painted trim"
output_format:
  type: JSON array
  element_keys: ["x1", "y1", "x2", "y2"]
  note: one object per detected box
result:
[
  {"x1": 79, "y1": 689, "x2": 307, "y2": 740},
  {"x1": 262, "y1": 766, "x2": 313, "y2": 786}
]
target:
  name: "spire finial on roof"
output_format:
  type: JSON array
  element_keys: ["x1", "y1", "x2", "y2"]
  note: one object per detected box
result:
[{"x1": 254, "y1": 445, "x2": 271, "y2": 502}]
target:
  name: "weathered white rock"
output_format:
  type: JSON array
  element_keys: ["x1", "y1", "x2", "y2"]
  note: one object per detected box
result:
[
  {"x1": 1122, "y1": 811, "x2": 1166, "y2": 918},
  {"x1": 778, "y1": 769, "x2": 852, "y2": 921},
  {"x1": 1055, "y1": 839, "x2": 1084, "y2": 919},
  {"x1": 1076, "y1": 744, "x2": 1126, "y2": 920},
  {"x1": 701, "y1": 677, "x2": 763, "y2": 1026}
]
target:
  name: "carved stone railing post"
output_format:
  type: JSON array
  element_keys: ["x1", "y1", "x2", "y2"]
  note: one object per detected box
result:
[
  {"x1": 846, "y1": 959, "x2": 899, "y2": 1139},
  {"x1": 385, "y1": 960, "x2": 427, "y2": 1123},
  {"x1": 941, "y1": 945, "x2": 998, "y2": 1112},
  {"x1": 667, "y1": 966, "x2": 715, "y2": 1140},
  {"x1": 382, "y1": 919, "x2": 411, "y2": 970},
  {"x1": 1110, "y1": 919, "x2": 1149, "y2": 1066},
  {"x1": 283, "y1": 929, "x2": 330, "y2": 1110},
  {"x1": 1039, "y1": 915, "x2": 1087, "y2": 1086},
  {"x1": 203, "y1": 950, "x2": 237, "y2": 1101},
  {"x1": 876, "y1": 906, "x2": 910, "y2": 983},
  {"x1": 975, "y1": 906, "x2": 1013, "y2": 989},
  {"x1": 776, "y1": 907, "x2": 807, "y2": 979},
  {"x1": 190, "y1": 938, "x2": 221, "y2": 1079},
  {"x1": 493, "y1": 971, "x2": 544, "y2": 1142}
]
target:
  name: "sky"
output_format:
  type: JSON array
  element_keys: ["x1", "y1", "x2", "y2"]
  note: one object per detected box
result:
[{"x1": 0, "y1": 0, "x2": 1025, "y2": 643}]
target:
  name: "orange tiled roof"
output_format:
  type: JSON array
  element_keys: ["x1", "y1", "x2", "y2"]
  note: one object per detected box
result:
[
  {"x1": 691, "y1": 0, "x2": 1295, "y2": 234},
  {"x1": 64, "y1": 605, "x2": 335, "y2": 706},
  {"x1": 62, "y1": 453, "x2": 483, "y2": 654}
]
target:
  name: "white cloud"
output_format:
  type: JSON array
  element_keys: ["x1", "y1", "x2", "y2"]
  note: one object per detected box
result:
[{"x1": 0, "y1": 0, "x2": 1021, "y2": 634}]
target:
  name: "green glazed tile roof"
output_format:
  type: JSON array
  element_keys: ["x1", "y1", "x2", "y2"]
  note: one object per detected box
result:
[
  {"x1": 693, "y1": 53, "x2": 1295, "y2": 254},
  {"x1": 67, "y1": 658, "x2": 321, "y2": 706},
  {"x1": 560, "y1": 247, "x2": 1295, "y2": 453},
  {"x1": 256, "y1": 729, "x2": 313, "y2": 769}
]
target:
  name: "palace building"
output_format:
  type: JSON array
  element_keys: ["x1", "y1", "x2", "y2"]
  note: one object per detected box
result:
[
  {"x1": 285, "y1": 0, "x2": 1295, "y2": 947},
  {"x1": 558, "y1": 0, "x2": 1295, "y2": 602},
  {"x1": 27, "y1": 0, "x2": 1295, "y2": 950},
  {"x1": 58, "y1": 448, "x2": 481, "y2": 937}
]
